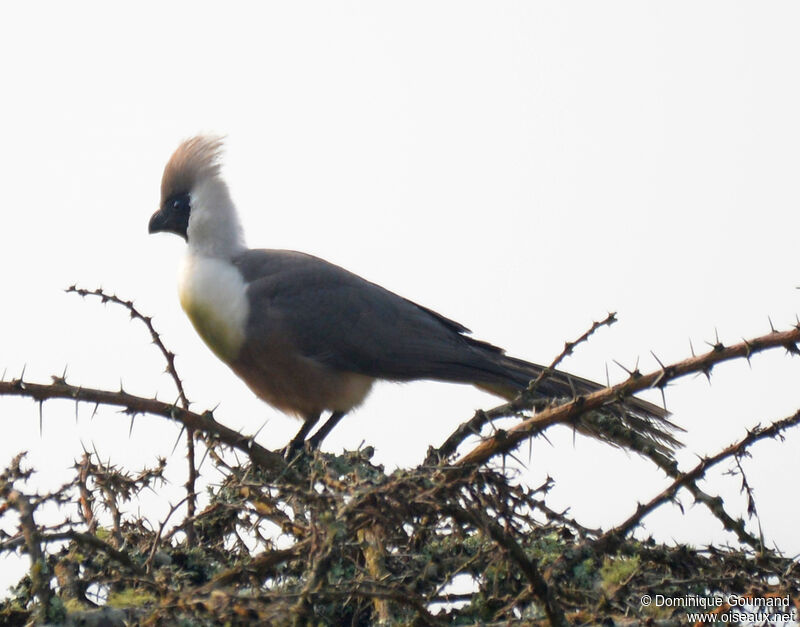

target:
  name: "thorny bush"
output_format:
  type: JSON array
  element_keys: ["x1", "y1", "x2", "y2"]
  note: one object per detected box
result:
[{"x1": 1, "y1": 288, "x2": 799, "y2": 626}]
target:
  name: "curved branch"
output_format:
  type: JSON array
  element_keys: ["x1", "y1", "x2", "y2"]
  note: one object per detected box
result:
[{"x1": 66, "y1": 285, "x2": 189, "y2": 408}]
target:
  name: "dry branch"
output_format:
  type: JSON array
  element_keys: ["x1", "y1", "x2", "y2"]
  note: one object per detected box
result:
[
  {"x1": 603, "y1": 407, "x2": 800, "y2": 546},
  {"x1": 459, "y1": 325, "x2": 800, "y2": 466},
  {"x1": 431, "y1": 312, "x2": 618, "y2": 463},
  {"x1": 0, "y1": 377, "x2": 287, "y2": 476}
]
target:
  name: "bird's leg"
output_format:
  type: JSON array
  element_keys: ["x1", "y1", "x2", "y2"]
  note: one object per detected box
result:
[
  {"x1": 306, "y1": 411, "x2": 347, "y2": 450},
  {"x1": 283, "y1": 413, "x2": 321, "y2": 457}
]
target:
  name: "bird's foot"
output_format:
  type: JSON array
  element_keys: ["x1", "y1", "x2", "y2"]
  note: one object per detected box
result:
[{"x1": 280, "y1": 438, "x2": 319, "y2": 461}]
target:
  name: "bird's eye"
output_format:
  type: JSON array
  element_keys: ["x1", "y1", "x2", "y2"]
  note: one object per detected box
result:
[{"x1": 168, "y1": 193, "x2": 190, "y2": 212}]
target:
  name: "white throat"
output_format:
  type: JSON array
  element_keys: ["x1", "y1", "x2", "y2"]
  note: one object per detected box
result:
[{"x1": 186, "y1": 177, "x2": 246, "y2": 259}]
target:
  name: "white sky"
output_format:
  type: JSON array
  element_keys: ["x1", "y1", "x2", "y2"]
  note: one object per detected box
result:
[{"x1": 2, "y1": 2, "x2": 800, "y2": 594}]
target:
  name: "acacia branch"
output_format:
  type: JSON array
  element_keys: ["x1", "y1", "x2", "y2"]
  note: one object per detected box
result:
[
  {"x1": 197, "y1": 540, "x2": 311, "y2": 593},
  {"x1": 525, "y1": 311, "x2": 618, "y2": 397},
  {"x1": 459, "y1": 325, "x2": 800, "y2": 466},
  {"x1": 0, "y1": 378, "x2": 287, "y2": 476},
  {"x1": 67, "y1": 286, "x2": 189, "y2": 407},
  {"x1": 600, "y1": 407, "x2": 800, "y2": 547},
  {"x1": 541, "y1": 407, "x2": 800, "y2": 590},
  {"x1": 67, "y1": 286, "x2": 199, "y2": 543},
  {"x1": 0, "y1": 529, "x2": 146, "y2": 576},
  {"x1": 431, "y1": 313, "x2": 618, "y2": 463},
  {"x1": 633, "y1": 444, "x2": 763, "y2": 550}
]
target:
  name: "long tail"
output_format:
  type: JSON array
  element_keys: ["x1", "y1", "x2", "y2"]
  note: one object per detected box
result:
[{"x1": 471, "y1": 352, "x2": 682, "y2": 460}]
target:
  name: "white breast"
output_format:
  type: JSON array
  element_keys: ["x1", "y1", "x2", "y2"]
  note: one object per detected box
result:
[{"x1": 178, "y1": 254, "x2": 249, "y2": 363}]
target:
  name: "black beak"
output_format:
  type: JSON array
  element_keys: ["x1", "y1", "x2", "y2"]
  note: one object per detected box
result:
[
  {"x1": 148, "y1": 194, "x2": 190, "y2": 240},
  {"x1": 148, "y1": 208, "x2": 171, "y2": 234}
]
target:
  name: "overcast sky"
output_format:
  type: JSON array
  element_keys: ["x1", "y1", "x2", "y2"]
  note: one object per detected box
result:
[{"x1": 2, "y1": 2, "x2": 800, "y2": 595}]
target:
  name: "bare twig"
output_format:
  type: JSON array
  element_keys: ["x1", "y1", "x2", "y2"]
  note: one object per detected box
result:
[
  {"x1": 0, "y1": 378, "x2": 288, "y2": 476},
  {"x1": 525, "y1": 311, "x2": 618, "y2": 398},
  {"x1": 66, "y1": 286, "x2": 189, "y2": 407},
  {"x1": 144, "y1": 496, "x2": 191, "y2": 574}
]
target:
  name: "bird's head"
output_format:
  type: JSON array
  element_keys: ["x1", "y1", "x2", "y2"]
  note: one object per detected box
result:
[{"x1": 149, "y1": 135, "x2": 245, "y2": 257}]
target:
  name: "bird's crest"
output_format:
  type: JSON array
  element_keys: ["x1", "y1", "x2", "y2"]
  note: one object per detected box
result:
[{"x1": 161, "y1": 135, "x2": 225, "y2": 202}]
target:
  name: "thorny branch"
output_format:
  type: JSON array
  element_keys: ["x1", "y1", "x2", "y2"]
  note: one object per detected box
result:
[
  {"x1": 65, "y1": 286, "x2": 190, "y2": 409},
  {"x1": 68, "y1": 285, "x2": 199, "y2": 543},
  {"x1": 0, "y1": 529, "x2": 145, "y2": 576},
  {"x1": 430, "y1": 312, "x2": 618, "y2": 463},
  {"x1": 459, "y1": 324, "x2": 800, "y2": 466},
  {"x1": 0, "y1": 377, "x2": 287, "y2": 476},
  {"x1": 524, "y1": 311, "x2": 618, "y2": 398},
  {"x1": 601, "y1": 407, "x2": 800, "y2": 548},
  {"x1": 622, "y1": 437, "x2": 764, "y2": 551}
]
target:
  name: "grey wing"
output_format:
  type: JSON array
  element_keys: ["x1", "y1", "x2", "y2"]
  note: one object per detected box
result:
[{"x1": 233, "y1": 249, "x2": 507, "y2": 383}]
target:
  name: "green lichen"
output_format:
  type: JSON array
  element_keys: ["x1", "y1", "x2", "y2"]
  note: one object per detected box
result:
[
  {"x1": 106, "y1": 588, "x2": 157, "y2": 608},
  {"x1": 94, "y1": 527, "x2": 111, "y2": 542},
  {"x1": 600, "y1": 554, "x2": 640, "y2": 589},
  {"x1": 62, "y1": 598, "x2": 85, "y2": 613}
]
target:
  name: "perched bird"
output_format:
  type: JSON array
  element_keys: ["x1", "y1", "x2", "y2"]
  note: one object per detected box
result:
[{"x1": 149, "y1": 136, "x2": 680, "y2": 456}]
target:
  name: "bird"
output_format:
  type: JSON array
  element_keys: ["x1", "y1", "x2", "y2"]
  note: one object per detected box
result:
[{"x1": 148, "y1": 135, "x2": 680, "y2": 457}]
